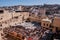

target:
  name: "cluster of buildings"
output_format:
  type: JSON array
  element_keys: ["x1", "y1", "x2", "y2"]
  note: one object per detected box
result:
[{"x1": 0, "y1": 4, "x2": 60, "y2": 40}]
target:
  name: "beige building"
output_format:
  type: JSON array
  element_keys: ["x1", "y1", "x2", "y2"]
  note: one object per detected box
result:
[
  {"x1": 52, "y1": 17, "x2": 60, "y2": 32},
  {"x1": 41, "y1": 18, "x2": 51, "y2": 28},
  {"x1": 0, "y1": 8, "x2": 29, "y2": 28}
]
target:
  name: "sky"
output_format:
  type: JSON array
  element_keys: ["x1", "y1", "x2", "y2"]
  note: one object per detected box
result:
[{"x1": 0, "y1": 0, "x2": 60, "y2": 6}]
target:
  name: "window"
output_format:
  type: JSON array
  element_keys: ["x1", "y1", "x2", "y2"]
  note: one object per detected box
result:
[
  {"x1": 15, "y1": 10, "x2": 21, "y2": 13},
  {"x1": 0, "y1": 10, "x2": 4, "y2": 13},
  {"x1": 29, "y1": 14, "x2": 31, "y2": 16},
  {"x1": 0, "y1": 18, "x2": 3, "y2": 20},
  {"x1": 0, "y1": 24, "x2": 2, "y2": 27},
  {"x1": 46, "y1": 11, "x2": 51, "y2": 15},
  {"x1": 44, "y1": 23, "x2": 45, "y2": 26},
  {"x1": 14, "y1": 16, "x2": 18, "y2": 19},
  {"x1": 47, "y1": 24, "x2": 48, "y2": 26},
  {"x1": 26, "y1": 18, "x2": 30, "y2": 22}
]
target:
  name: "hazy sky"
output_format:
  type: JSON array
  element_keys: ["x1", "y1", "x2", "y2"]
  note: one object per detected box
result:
[{"x1": 0, "y1": 0, "x2": 60, "y2": 6}]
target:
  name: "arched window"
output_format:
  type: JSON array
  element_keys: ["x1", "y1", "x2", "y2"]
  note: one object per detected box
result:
[
  {"x1": 47, "y1": 24, "x2": 48, "y2": 26},
  {"x1": 44, "y1": 23, "x2": 45, "y2": 26}
]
